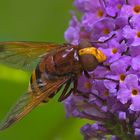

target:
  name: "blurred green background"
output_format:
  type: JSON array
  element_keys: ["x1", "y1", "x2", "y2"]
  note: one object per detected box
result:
[{"x1": 0, "y1": 0, "x2": 88, "y2": 140}]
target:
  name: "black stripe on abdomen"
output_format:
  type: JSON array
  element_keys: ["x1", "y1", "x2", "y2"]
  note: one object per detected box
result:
[
  {"x1": 35, "y1": 64, "x2": 41, "y2": 81},
  {"x1": 35, "y1": 64, "x2": 45, "y2": 90},
  {"x1": 30, "y1": 70, "x2": 36, "y2": 93}
]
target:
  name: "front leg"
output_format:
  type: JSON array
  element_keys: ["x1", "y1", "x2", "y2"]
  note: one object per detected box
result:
[{"x1": 84, "y1": 70, "x2": 91, "y2": 78}]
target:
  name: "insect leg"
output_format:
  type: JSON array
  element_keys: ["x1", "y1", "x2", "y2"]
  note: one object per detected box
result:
[
  {"x1": 92, "y1": 77, "x2": 118, "y2": 83},
  {"x1": 58, "y1": 79, "x2": 72, "y2": 102},
  {"x1": 84, "y1": 70, "x2": 91, "y2": 78},
  {"x1": 73, "y1": 78, "x2": 78, "y2": 95},
  {"x1": 90, "y1": 33, "x2": 116, "y2": 44}
]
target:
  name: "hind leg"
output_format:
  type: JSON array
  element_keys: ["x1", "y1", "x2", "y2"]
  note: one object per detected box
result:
[{"x1": 58, "y1": 79, "x2": 72, "y2": 102}]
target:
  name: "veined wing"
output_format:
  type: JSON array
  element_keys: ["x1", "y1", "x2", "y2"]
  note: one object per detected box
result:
[
  {"x1": 0, "y1": 42, "x2": 61, "y2": 71},
  {"x1": 0, "y1": 76, "x2": 69, "y2": 131}
]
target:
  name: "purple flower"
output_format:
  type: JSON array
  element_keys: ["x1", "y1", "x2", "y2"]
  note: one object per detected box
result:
[
  {"x1": 77, "y1": 74, "x2": 93, "y2": 93},
  {"x1": 99, "y1": 39, "x2": 127, "y2": 63},
  {"x1": 105, "y1": 0, "x2": 126, "y2": 17},
  {"x1": 120, "y1": 1, "x2": 140, "y2": 17},
  {"x1": 81, "y1": 12, "x2": 105, "y2": 31},
  {"x1": 117, "y1": 74, "x2": 140, "y2": 111},
  {"x1": 90, "y1": 18, "x2": 115, "y2": 41},
  {"x1": 122, "y1": 16, "x2": 140, "y2": 46},
  {"x1": 74, "y1": 0, "x2": 104, "y2": 13},
  {"x1": 81, "y1": 123, "x2": 109, "y2": 140},
  {"x1": 65, "y1": 15, "x2": 81, "y2": 45},
  {"x1": 64, "y1": 0, "x2": 140, "y2": 139}
]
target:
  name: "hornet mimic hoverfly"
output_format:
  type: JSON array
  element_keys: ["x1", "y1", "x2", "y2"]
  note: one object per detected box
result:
[{"x1": 0, "y1": 40, "x2": 107, "y2": 131}]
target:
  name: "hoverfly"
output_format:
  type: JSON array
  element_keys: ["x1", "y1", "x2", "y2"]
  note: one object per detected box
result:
[{"x1": 0, "y1": 40, "x2": 107, "y2": 131}]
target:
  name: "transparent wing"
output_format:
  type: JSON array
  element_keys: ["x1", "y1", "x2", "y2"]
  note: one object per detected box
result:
[
  {"x1": 0, "y1": 42, "x2": 61, "y2": 71},
  {"x1": 0, "y1": 76, "x2": 69, "y2": 131}
]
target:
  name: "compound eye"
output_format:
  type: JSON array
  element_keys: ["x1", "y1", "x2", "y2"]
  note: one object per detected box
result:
[{"x1": 80, "y1": 54, "x2": 99, "y2": 71}]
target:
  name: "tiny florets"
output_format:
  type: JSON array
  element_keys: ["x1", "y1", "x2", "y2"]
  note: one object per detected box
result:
[{"x1": 64, "y1": 0, "x2": 140, "y2": 139}]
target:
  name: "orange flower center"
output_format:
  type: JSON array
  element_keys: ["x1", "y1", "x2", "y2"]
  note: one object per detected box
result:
[
  {"x1": 97, "y1": 9, "x2": 104, "y2": 17},
  {"x1": 117, "y1": 4, "x2": 122, "y2": 10},
  {"x1": 120, "y1": 74, "x2": 126, "y2": 82},
  {"x1": 112, "y1": 48, "x2": 118, "y2": 54},
  {"x1": 131, "y1": 89, "x2": 138, "y2": 96},
  {"x1": 133, "y1": 5, "x2": 140, "y2": 14},
  {"x1": 137, "y1": 31, "x2": 140, "y2": 38},
  {"x1": 84, "y1": 81, "x2": 91, "y2": 90},
  {"x1": 103, "y1": 91, "x2": 109, "y2": 96},
  {"x1": 103, "y1": 28, "x2": 110, "y2": 35}
]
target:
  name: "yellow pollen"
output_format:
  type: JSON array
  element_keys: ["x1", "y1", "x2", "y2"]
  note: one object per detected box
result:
[
  {"x1": 103, "y1": 28, "x2": 110, "y2": 35},
  {"x1": 112, "y1": 48, "x2": 118, "y2": 54},
  {"x1": 119, "y1": 74, "x2": 126, "y2": 82},
  {"x1": 133, "y1": 5, "x2": 140, "y2": 14},
  {"x1": 117, "y1": 4, "x2": 122, "y2": 10},
  {"x1": 131, "y1": 89, "x2": 138, "y2": 96},
  {"x1": 79, "y1": 47, "x2": 107, "y2": 63},
  {"x1": 84, "y1": 82, "x2": 91, "y2": 90},
  {"x1": 137, "y1": 32, "x2": 140, "y2": 38},
  {"x1": 97, "y1": 9, "x2": 104, "y2": 17}
]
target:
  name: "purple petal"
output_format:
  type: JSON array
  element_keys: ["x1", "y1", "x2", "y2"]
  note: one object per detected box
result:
[
  {"x1": 124, "y1": 74, "x2": 138, "y2": 89},
  {"x1": 132, "y1": 37, "x2": 140, "y2": 46},
  {"x1": 119, "y1": 5, "x2": 133, "y2": 17},
  {"x1": 130, "y1": 96, "x2": 140, "y2": 111},
  {"x1": 117, "y1": 86, "x2": 131, "y2": 104},
  {"x1": 74, "y1": 0, "x2": 101, "y2": 12},
  {"x1": 122, "y1": 25, "x2": 136, "y2": 39},
  {"x1": 115, "y1": 17, "x2": 129, "y2": 29},
  {"x1": 118, "y1": 111, "x2": 126, "y2": 120},
  {"x1": 135, "y1": 128, "x2": 140, "y2": 136},
  {"x1": 130, "y1": 15, "x2": 140, "y2": 30},
  {"x1": 132, "y1": 55, "x2": 140, "y2": 70},
  {"x1": 104, "y1": 80, "x2": 117, "y2": 90},
  {"x1": 129, "y1": 0, "x2": 140, "y2": 5},
  {"x1": 93, "y1": 66, "x2": 110, "y2": 77},
  {"x1": 129, "y1": 45, "x2": 140, "y2": 57},
  {"x1": 110, "y1": 56, "x2": 131, "y2": 74}
]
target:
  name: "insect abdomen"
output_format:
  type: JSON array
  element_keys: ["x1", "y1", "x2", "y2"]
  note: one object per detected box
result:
[{"x1": 30, "y1": 63, "x2": 67, "y2": 102}]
